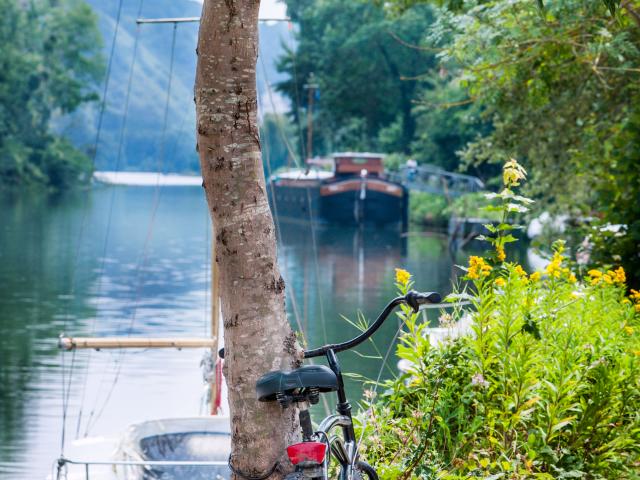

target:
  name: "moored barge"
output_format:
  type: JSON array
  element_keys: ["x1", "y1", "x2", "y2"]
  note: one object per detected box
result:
[{"x1": 267, "y1": 152, "x2": 408, "y2": 229}]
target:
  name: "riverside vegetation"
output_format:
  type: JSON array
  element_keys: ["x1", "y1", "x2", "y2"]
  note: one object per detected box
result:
[
  {"x1": 0, "y1": 0, "x2": 103, "y2": 189},
  {"x1": 356, "y1": 160, "x2": 640, "y2": 479},
  {"x1": 281, "y1": 0, "x2": 640, "y2": 288}
]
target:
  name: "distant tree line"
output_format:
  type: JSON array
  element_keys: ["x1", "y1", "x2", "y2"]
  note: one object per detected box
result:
[{"x1": 0, "y1": 0, "x2": 103, "y2": 189}]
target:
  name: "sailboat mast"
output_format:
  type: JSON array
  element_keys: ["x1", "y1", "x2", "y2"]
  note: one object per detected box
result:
[{"x1": 210, "y1": 228, "x2": 221, "y2": 414}]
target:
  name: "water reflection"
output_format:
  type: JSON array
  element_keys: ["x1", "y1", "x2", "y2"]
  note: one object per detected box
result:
[
  {"x1": 0, "y1": 186, "x2": 529, "y2": 479},
  {"x1": 0, "y1": 190, "x2": 98, "y2": 476},
  {"x1": 276, "y1": 223, "x2": 463, "y2": 399}
]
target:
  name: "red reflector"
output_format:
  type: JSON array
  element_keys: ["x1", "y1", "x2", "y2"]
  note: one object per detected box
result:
[{"x1": 286, "y1": 441, "x2": 327, "y2": 465}]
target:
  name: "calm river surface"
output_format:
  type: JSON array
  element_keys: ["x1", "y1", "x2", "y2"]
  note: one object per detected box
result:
[{"x1": 0, "y1": 185, "x2": 523, "y2": 479}]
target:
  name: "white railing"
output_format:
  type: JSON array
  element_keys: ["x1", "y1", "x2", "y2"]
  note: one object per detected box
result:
[{"x1": 55, "y1": 457, "x2": 228, "y2": 480}]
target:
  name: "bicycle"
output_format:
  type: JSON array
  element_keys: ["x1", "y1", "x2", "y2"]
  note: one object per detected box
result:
[{"x1": 256, "y1": 290, "x2": 442, "y2": 480}]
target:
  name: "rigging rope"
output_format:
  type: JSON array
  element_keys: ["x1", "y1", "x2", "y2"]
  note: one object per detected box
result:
[
  {"x1": 59, "y1": 0, "x2": 125, "y2": 461},
  {"x1": 83, "y1": 21, "x2": 180, "y2": 436},
  {"x1": 258, "y1": 49, "x2": 329, "y2": 345},
  {"x1": 74, "y1": 0, "x2": 146, "y2": 440},
  {"x1": 259, "y1": 46, "x2": 331, "y2": 416},
  {"x1": 260, "y1": 110, "x2": 305, "y2": 340},
  {"x1": 282, "y1": 32, "x2": 329, "y2": 343},
  {"x1": 287, "y1": 27, "x2": 308, "y2": 162}
]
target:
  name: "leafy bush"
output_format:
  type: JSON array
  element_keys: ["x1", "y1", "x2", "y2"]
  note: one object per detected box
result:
[
  {"x1": 443, "y1": 192, "x2": 501, "y2": 222},
  {"x1": 383, "y1": 152, "x2": 408, "y2": 173},
  {"x1": 409, "y1": 191, "x2": 449, "y2": 227},
  {"x1": 357, "y1": 160, "x2": 640, "y2": 479},
  {"x1": 410, "y1": 191, "x2": 504, "y2": 229}
]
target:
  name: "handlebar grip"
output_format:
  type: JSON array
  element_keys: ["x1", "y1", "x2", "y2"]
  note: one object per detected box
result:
[{"x1": 406, "y1": 290, "x2": 442, "y2": 313}]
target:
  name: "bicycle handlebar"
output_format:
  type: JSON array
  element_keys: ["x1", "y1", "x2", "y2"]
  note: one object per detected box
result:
[{"x1": 303, "y1": 290, "x2": 441, "y2": 359}]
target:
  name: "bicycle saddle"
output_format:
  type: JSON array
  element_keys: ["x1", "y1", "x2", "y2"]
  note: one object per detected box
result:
[{"x1": 256, "y1": 365, "x2": 338, "y2": 402}]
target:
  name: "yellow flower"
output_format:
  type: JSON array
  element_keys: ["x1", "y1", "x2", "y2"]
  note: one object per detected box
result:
[
  {"x1": 589, "y1": 269, "x2": 602, "y2": 285},
  {"x1": 530, "y1": 271, "x2": 542, "y2": 282},
  {"x1": 545, "y1": 252, "x2": 564, "y2": 278},
  {"x1": 502, "y1": 158, "x2": 527, "y2": 187},
  {"x1": 631, "y1": 289, "x2": 640, "y2": 301},
  {"x1": 515, "y1": 265, "x2": 527, "y2": 277},
  {"x1": 496, "y1": 244, "x2": 506, "y2": 262},
  {"x1": 635, "y1": 304, "x2": 640, "y2": 313},
  {"x1": 568, "y1": 273, "x2": 577, "y2": 283},
  {"x1": 395, "y1": 268, "x2": 411, "y2": 286},
  {"x1": 494, "y1": 277, "x2": 506, "y2": 287},
  {"x1": 603, "y1": 274, "x2": 614, "y2": 285},
  {"x1": 467, "y1": 256, "x2": 492, "y2": 280},
  {"x1": 634, "y1": 350, "x2": 640, "y2": 357},
  {"x1": 613, "y1": 266, "x2": 626, "y2": 284},
  {"x1": 622, "y1": 298, "x2": 631, "y2": 305},
  {"x1": 624, "y1": 326, "x2": 634, "y2": 335}
]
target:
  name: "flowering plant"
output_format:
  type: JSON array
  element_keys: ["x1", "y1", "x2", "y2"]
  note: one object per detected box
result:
[{"x1": 357, "y1": 159, "x2": 640, "y2": 479}]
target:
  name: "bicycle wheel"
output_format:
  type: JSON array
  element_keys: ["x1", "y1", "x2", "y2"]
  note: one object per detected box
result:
[
  {"x1": 284, "y1": 473, "x2": 305, "y2": 480},
  {"x1": 350, "y1": 461, "x2": 379, "y2": 480}
]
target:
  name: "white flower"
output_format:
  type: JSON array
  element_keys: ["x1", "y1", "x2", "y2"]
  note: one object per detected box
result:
[{"x1": 471, "y1": 373, "x2": 489, "y2": 389}]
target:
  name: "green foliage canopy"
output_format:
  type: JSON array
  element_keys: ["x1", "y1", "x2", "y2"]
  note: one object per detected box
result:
[
  {"x1": 278, "y1": 0, "x2": 439, "y2": 156},
  {"x1": 378, "y1": 0, "x2": 640, "y2": 286},
  {"x1": 0, "y1": 0, "x2": 103, "y2": 189}
]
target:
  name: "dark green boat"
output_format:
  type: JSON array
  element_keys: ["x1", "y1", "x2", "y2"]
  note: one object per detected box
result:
[{"x1": 267, "y1": 153, "x2": 408, "y2": 230}]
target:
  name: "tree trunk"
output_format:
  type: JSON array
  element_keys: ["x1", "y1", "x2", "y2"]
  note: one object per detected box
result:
[{"x1": 194, "y1": 1, "x2": 301, "y2": 478}]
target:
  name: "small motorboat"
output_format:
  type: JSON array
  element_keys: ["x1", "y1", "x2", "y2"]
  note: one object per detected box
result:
[{"x1": 116, "y1": 416, "x2": 231, "y2": 480}]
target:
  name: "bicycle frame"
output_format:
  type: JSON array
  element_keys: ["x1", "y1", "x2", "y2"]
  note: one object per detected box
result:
[
  {"x1": 322, "y1": 349, "x2": 358, "y2": 479},
  {"x1": 281, "y1": 290, "x2": 442, "y2": 480}
]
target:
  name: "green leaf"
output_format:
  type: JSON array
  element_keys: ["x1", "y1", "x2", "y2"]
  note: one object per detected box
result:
[
  {"x1": 507, "y1": 203, "x2": 529, "y2": 213},
  {"x1": 602, "y1": 0, "x2": 619, "y2": 16},
  {"x1": 551, "y1": 416, "x2": 576, "y2": 433},
  {"x1": 497, "y1": 223, "x2": 514, "y2": 231},
  {"x1": 483, "y1": 205, "x2": 505, "y2": 213}
]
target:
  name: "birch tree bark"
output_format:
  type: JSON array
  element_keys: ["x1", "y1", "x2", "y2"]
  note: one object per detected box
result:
[{"x1": 194, "y1": 1, "x2": 301, "y2": 478}]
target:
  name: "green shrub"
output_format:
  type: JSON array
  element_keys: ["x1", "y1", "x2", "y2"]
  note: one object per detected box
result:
[
  {"x1": 383, "y1": 153, "x2": 407, "y2": 173},
  {"x1": 409, "y1": 191, "x2": 503, "y2": 228},
  {"x1": 443, "y1": 192, "x2": 501, "y2": 222},
  {"x1": 357, "y1": 160, "x2": 640, "y2": 479},
  {"x1": 359, "y1": 261, "x2": 640, "y2": 479},
  {"x1": 410, "y1": 191, "x2": 449, "y2": 227}
]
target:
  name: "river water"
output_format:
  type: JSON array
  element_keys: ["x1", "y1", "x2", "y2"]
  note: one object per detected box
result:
[{"x1": 0, "y1": 185, "x2": 521, "y2": 479}]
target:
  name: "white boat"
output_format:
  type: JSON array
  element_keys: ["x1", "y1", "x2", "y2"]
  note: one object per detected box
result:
[
  {"x1": 116, "y1": 417, "x2": 230, "y2": 479},
  {"x1": 55, "y1": 212, "x2": 231, "y2": 480}
]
